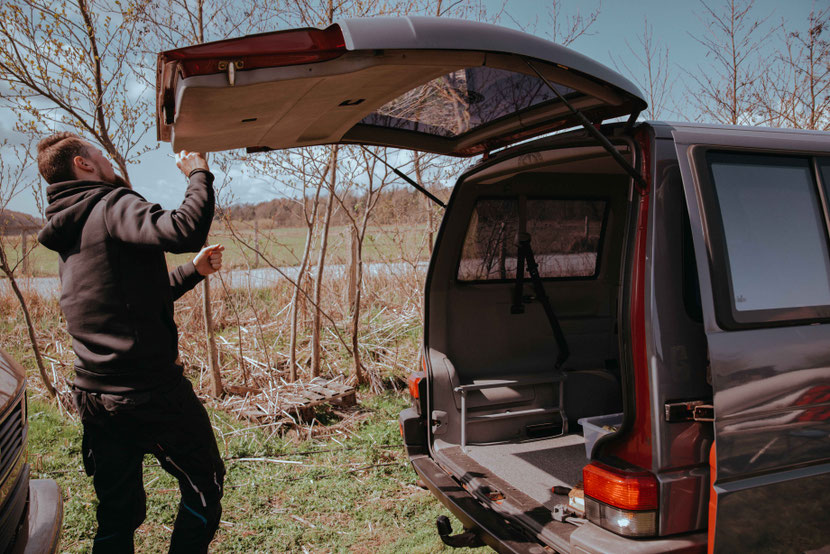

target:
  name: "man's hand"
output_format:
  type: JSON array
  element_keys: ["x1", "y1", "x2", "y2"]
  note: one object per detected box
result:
[
  {"x1": 194, "y1": 244, "x2": 224, "y2": 276},
  {"x1": 176, "y1": 150, "x2": 209, "y2": 176}
]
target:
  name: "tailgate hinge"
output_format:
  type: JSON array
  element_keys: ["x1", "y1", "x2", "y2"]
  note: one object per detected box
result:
[{"x1": 665, "y1": 400, "x2": 714, "y2": 422}]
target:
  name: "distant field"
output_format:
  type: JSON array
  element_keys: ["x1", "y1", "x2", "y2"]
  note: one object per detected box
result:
[{"x1": 2, "y1": 222, "x2": 434, "y2": 278}]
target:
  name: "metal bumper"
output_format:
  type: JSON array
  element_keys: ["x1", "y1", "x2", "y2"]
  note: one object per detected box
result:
[
  {"x1": 410, "y1": 455, "x2": 549, "y2": 554},
  {"x1": 411, "y1": 453, "x2": 708, "y2": 554},
  {"x1": 12, "y1": 479, "x2": 63, "y2": 554}
]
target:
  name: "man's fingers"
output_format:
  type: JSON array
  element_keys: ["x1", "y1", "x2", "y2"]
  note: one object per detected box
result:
[{"x1": 207, "y1": 245, "x2": 223, "y2": 270}]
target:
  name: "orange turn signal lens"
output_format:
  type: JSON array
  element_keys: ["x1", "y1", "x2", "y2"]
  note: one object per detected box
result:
[
  {"x1": 583, "y1": 462, "x2": 658, "y2": 511},
  {"x1": 407, "y1": 374, "x2": 422, "y2": 400}
]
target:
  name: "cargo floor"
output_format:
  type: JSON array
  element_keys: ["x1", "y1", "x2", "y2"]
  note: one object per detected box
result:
[{"x1": 464, "y1": 434, "x2": 588, "y2": 510}]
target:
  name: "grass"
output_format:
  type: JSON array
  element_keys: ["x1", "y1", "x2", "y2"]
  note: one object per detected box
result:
[{"x1": 28, "y1": 391, "x2": 480, "y2": 553}]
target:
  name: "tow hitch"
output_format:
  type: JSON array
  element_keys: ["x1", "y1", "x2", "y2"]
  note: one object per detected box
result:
[{"x1": 436, "y1": 515, "x2": 485, "y2": 548}]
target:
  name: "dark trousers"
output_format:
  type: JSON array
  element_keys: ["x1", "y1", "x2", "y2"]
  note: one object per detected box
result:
[{"x1": 73, "y1": 376, "x2": 225, "y2": 553}]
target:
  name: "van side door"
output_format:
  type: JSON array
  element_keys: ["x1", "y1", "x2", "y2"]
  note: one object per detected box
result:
[{"x1": 673, "y1": 126, "x2": 830, "y2": 553}]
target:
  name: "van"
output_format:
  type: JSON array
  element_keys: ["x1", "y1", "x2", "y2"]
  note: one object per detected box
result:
[
  {"x1": 155, "y1": 16, "x2": 830, "y2": 553},
  {"x1": 0, "y1": 349, "x2": 63, "y2": 552}
]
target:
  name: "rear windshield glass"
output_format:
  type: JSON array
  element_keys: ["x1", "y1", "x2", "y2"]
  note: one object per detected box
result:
[
  {"x1": 360, "y1": 67, "x2": 574, "y2": 138},
  {"x1": 708, "y1": 152, "x2": 830, "y2": 312},
  {"x1": 458, "y1": 197, "x2": 606, "y2": 281}
]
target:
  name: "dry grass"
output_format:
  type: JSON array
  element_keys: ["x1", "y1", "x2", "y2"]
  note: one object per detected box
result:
[{"x1": 1, "y1": 262, "x2": 424, "y2": 432}]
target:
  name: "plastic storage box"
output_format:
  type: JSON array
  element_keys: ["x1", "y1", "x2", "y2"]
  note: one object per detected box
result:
[{"x1": 577, "y1": 412, "x2": 623, "y2": 458}]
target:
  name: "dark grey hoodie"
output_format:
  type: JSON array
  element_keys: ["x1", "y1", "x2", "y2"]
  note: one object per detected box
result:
[{"x1": 38, "y1": 170, "x2": 214, "y2": 392}]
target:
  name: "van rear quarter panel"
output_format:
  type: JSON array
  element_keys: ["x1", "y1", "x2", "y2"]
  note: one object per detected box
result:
[
  {"x1": 666, "y1": 123, "x2": 830, "y2": 551},
  {"x1": 646, "y1": 134, "x2": 713, "y2": 535}
]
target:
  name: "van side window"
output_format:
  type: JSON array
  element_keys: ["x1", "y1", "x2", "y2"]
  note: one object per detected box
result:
[
  {"x1": 706, "y1": 152, "x2": 830, "y2": 318},
  {"x1": 457, "y1": 197, "x2": 607, "y2": 281}
]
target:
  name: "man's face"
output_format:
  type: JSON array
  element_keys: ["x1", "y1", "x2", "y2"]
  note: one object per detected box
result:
[{"x1": 81, "y1": 142, "x2": 120, "y2": 185}]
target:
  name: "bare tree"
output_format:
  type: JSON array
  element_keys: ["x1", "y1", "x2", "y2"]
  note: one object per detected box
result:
[
  {"x1": 688, "y1": 0, "x2": 772, "y2": 125},
  {"x1": 133, "y1": 0, "x2": 287, "y2": 394},
  {"x1": 756, "y1": 7, "x2": 830, "y2": 130},
  {"x1": 135, "y1": 0, "x2": 283, "y2": 53},
  {"x1": 611, "y1": 18, "x2": 674, "y2": 120},
  {"x1": 310, "y1": 146, "x2": 338, "y2": 377},
  {"x1": 335, "y1": 147, "x2": 397, "y2": 386},
  {"x1": 0, "y1": 0, "x2": 154, "y2": 183},
  {"x1": 548, "y1": 0, "x2": 601, "y2": 46},
  {"x1": 0, "y1": 141, "x2": 55, "y2": 397}
]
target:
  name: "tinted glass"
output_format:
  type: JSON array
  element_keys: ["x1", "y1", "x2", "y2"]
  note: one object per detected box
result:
[
  {"x1": 360, "y1": 67, "x2": 574, "y2": 138},
  {"x1": 458, "y1": 197, "x2": 605, "y2": 281},
  {"x1": 709, "y1": 153, "x2": 830, "y2": 312}
]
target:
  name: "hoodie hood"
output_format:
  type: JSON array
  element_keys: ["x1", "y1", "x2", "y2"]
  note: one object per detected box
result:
[{"x1": 37, "y1": 180, "x2": 118, "y2": 253}]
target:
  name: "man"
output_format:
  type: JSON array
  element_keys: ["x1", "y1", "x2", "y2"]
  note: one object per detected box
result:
[{"x1": 36, "y1": 132, "x2": 226, "y2": 553}]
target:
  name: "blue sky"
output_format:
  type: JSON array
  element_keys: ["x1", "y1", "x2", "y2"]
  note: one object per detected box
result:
[{"x1": 4, "y1": 0, "x2": 823, "y2": 216}]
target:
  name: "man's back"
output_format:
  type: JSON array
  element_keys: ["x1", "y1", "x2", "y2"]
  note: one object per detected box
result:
[{"x1": 38, "y1": 170, "x2": 214, "y2": 392}]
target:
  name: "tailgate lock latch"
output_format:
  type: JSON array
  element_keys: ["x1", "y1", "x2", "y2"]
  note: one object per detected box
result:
[
  {"x1": 665, "y1": 400, "x2": 714, "y2": 422},
  {"x1": 217, "y1": 60, "x2": 244, "y2": 86},
  {"x1": 431, "y1": 410, "x2": 448, "y2": 435}
]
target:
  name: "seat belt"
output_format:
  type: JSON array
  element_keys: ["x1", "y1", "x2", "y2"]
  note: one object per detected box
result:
[
  {"x1": 511, "y1": 197, "x2": 528, "y2": 315},
  {"x1": 511, "y1": 196, "x2": 571, "y2": 370}
]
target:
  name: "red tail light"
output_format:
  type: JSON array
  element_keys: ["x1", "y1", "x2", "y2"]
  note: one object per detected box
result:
[
  {"x1": 583, "y1": 462, "x2": 658, "y2": 511},
  {"x1": 408, "y1": 374, "x2": 422, "y2": 400},
  {"x1": 162, "y1": 24, "x2": 347, "y2": 78},
  {"x1": 583, "y1": 462, "x2": 659, "y2": 537}
]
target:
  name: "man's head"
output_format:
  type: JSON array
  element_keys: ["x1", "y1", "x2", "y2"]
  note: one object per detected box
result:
[{"x1": 37, "y1": 132, "x2": 122, "y2": 186}]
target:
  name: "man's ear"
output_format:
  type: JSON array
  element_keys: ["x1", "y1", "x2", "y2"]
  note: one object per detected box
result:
[{"x1": 72, "y1": 155, "x2": 92, "y2": 176}]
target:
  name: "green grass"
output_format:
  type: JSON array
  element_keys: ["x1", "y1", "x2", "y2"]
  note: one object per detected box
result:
[{"x1": 28, "y1": 392, "x2": 479, "y2": 553}]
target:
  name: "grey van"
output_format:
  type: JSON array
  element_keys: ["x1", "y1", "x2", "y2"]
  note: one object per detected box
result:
[{"x1": 155, "y1": 16, "x2": 830, "y2": 553}]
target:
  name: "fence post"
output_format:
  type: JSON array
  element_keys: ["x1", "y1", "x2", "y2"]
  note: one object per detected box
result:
[
  {"x1": 20, "y1": 232, "x2": 28, "y2": 276},
  {"x1": 254, "y1": 219, "x2": 260, "y2": 268}
]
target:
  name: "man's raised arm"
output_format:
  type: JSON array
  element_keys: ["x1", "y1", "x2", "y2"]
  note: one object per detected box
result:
[{"x1": 104, "y1": 152, "x2": 215, "y2": 253}]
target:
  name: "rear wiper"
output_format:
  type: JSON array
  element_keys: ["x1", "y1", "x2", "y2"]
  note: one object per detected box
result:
[
  {"x1": 524, "y1": 59, "x2": 648, "y2": 194},
  {"x1": 360, "y1": 146, "x2": 446, "y2": 208}
]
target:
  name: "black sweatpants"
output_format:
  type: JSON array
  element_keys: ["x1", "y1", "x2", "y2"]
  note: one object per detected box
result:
[{"x1": 73, "y1": 376, "x2": 225, "y2": 553}]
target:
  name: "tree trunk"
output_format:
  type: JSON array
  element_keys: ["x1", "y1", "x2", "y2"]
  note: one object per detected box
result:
[
  {"x1": 414, "y1": 154, "x2": 434, "y2": 254},
  {"x1": 348, "y1": 225, "x2": 359, "y2": 310},
  {"x1": 0, "y1": 248, "x2": 55, "y2": 397},
  {"x1": 350, "y1": 239, "x2": 365, "y2": 385},
  {"x1": 289, "y1": 227, "x2": 313, "y2": 381},
  {"x1": 289, "y1": 186, "x2": 322, "y2": 381},
  {"x1": 311, "y1": 145, "x2": 338, "y2": 377},
  {"x1": 202, "y1": 274, "x2": 223, "y2": 397}
]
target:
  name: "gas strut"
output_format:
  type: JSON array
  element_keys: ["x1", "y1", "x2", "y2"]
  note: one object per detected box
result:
[
  {"x1": 360, "y1": 146, "x2": 446, "y2": 208},
  {"x1": 524, "y1": 59, "x2": 648, "y2": 194}
]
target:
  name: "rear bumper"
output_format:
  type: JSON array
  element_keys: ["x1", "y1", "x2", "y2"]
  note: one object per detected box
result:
[
  {"x1": 12, "y1": 479, "x2": 63, "y2": 554},
  {"x1": 410, "y1": 455, "x2": 549, "y2": 554},
  {"x1": 411, "y1": 453, "x2": 707, "y2": 554}
]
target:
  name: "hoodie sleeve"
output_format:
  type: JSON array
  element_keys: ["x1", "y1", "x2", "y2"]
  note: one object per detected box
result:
[
  {"x1": 169, "y1": 261, "x2": 205, "y2": 301},
  {"x1": 103, "y1": 170, "x2": 215, "y2": 253}
]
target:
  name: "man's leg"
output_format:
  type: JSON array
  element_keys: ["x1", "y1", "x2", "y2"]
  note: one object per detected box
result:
[
  {"x1": 82, "y1": 421, "x2": 147, "y2": 554},
  {"x1": 151, "y1": 378, "x2": 225, "y2": 554}
]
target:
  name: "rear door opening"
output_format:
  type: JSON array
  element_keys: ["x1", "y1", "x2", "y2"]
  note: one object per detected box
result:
[{"x1": 422, "y1": 139, "x2": 638, "y2": 549}]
